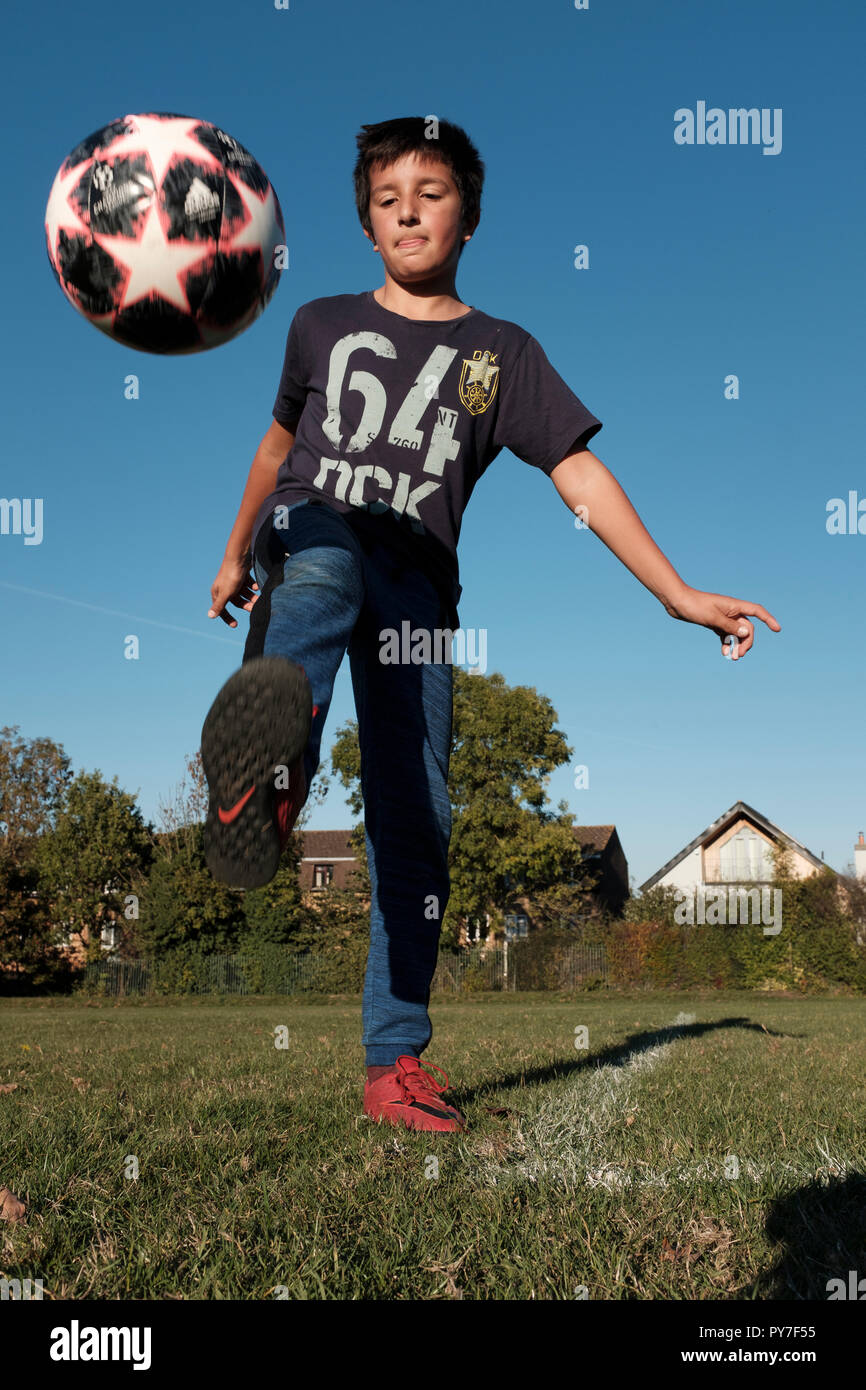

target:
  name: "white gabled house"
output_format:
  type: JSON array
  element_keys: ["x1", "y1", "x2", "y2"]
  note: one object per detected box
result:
[{"x1": 639, "y1": 800, "x2": 839, "y2": 895}]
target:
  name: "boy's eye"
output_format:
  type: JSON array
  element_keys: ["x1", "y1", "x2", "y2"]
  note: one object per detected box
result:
[{"x1": 379, "y1": 194, "x2": 441, "y2": 206}]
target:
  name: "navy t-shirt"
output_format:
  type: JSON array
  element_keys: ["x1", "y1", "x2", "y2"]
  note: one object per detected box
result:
[{"x1": 251, "y1": 291, "x2": 602, "y2": 624}]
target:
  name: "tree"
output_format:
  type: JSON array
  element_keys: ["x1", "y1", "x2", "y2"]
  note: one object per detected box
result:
[
  {"x1": 138, "y1": 744, "x2": 335, "y2": 958},
  {"x1": 519, "y1": 860, "x2": 606, "y2": 938},
  {"x1": 135, "y1": 823, "x2": 246, "y2": 956},
  {"x1": 154, "y1": 750, "x2": 209, "y2": 859},
  {"x1": 0, "y1": 853, "x2": 68, "y2": 989},
  {"x1": 0, "y1": 727, "x2": 75, "y2": 986},
  {"x1": 34, "y1": 770, "x2": 154, "y2": 962},
  {"x1": 838, "y1": 871, "x2": 866, "y2": 944},
  {"x1": 134, "y1": 750, "x2": 244, "y2": 957},
  {"x1": 0, "y1": 725, "x2": 73, "y2": 852}
]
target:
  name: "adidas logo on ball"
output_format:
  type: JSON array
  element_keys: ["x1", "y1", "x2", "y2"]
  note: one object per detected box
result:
[
  {"x1": 184, "y1": 176, "x2": 220, "y2": 222},
  {"x1": 92, "y1": 179, "x2": 141, "y2": 220}
]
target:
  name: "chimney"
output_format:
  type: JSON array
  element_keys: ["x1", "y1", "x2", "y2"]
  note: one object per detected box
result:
[{"x1": 856, "y1": 831, "x2": 866, "y2": 881}]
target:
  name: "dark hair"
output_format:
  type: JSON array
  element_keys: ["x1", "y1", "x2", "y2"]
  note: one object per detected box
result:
[{"x1": 353, "y1": 116, "x2": 484, "y2": 256}]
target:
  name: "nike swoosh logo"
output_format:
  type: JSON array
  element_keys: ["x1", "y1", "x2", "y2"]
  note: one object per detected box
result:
[{"x1": 218, "y1": 784, "x2": 256, "y2": 824}]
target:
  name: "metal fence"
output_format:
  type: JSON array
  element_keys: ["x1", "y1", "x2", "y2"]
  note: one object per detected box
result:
[
  {"x1": 82, "y1": 941, "x2": 610, "y2": 997},
  {"x1": 83, "y1": 958, "x2": 152, "y2": 997},
  {"x1": 431, "y1": 943, "x2": 509, "y2": 992},
  {"x1": 432, "y1": 940, "x2": 609, "y2": 991}
]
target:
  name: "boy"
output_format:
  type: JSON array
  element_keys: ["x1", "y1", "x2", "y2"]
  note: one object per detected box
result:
[{"x1": 200, "y1": 117, "x2": 780, "y2": 1135}]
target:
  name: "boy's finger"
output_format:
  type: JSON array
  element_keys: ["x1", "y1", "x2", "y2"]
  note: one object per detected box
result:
[
  {"x1": 737, "y1": 625, "x2": 755, "y2": 658},
  {"x1": 737, "y1": 600, "x2": 780, "y2": 630}
]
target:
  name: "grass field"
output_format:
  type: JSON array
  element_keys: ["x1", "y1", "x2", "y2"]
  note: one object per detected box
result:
[{"x1": 1, "y1": 992, "x2": 864, "y2": 1300}]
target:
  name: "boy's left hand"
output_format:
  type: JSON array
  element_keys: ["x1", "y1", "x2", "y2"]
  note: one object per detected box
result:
[{"x1": 666, "y1": 587, "x2": 781, "y2": 660}]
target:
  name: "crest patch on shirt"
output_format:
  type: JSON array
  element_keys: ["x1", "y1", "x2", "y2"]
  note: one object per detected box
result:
[{"x1": 459, "y1": 350, "x2": 500, "y2": 415}]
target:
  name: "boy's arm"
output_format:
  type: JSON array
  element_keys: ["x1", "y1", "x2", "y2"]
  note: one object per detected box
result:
[
  {"x1": 550, "y1": 449, "x2": 780, "y2": 660},
  {"x1": 223, "y1": 418, "x2": 298, "y2": 563}
]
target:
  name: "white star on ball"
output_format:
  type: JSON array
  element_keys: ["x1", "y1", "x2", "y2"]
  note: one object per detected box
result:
[
  {"x1": 45, "y1": 159, "x2": 90, "y2": 263},
  {"x1": 93, "y1": 203, "x2": 212, "y2": 313},
  {"x1": 99, "y1": 114, "x2": 221, "y2": 188},
  {"x1": 225, "y1": 175, "x2": 282, "y2": 287}
]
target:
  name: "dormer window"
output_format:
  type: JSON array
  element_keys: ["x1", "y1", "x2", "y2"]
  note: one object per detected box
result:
[{"x1": 718, "y1": 827, "x2": 775, "y2": 881}]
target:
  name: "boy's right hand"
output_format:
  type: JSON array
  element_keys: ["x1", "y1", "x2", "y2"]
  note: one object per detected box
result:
[{"x1": 207, "y1": 554, "x2": 259, "y2": 629}]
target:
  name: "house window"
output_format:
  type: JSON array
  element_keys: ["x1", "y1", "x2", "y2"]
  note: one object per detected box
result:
[
  {"x1": 504, "y1": 913, "x2": 529, "y2": 940},
  {"x1": 100, "y1": 923, "x2": 119, "y2": 949},
  {"x1": 719, "y1": 828, "x2": 775, "y2": 882},
  {"x1": 313, "y1": 864, "x2": 334, "y2": 890}
]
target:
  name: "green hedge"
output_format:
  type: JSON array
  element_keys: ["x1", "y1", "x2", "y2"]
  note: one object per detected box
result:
[
  {"x1": 609, "y1": 872, "x2": 866, "y2": 993},
  {"x1": 75, "y1": 868, "x2": 866, "y2": 997}
]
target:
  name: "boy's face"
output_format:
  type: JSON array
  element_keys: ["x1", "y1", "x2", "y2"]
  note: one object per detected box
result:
[{"x1": 364, "y1": 152, "x2": 477, "y2": 279}]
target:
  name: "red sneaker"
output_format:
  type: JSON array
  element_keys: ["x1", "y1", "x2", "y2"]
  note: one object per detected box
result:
[
  {"x1": 364, "y1": 1056, "x2": 467, "y2": 1132},
  {"x1": 201, "y1": 656, "x2": 316, "y2": 888},
  {"x1": 274, "y1": 751, "x2": 310, "y2": 852}
]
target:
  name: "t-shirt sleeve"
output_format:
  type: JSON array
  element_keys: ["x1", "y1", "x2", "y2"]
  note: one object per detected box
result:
[
  {"x1": 492, "y1": 333, "x2": 602, "y2": 474},
  {"x1": 272, "y1": 306, "x2": 307, "y2": 427}
]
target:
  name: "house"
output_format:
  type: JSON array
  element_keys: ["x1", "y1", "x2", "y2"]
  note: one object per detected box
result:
[
  {"x1": 639, "y1": 800, "x2": 829, "y2": 895},
  {"x1": 300, "y1": 823, "x2": 629, "y2": 942},
  {"x1": 57, "y1": 912, "x2": 121, "y2": 968},
  {"x1": 572, "y1": 824, "x2": 630, "y2": 919},
  {"x1": 492, "y1": 824, "x2": 629, "y2": 944},
  {"x1": 298, "y1": 830, "x2": 364, "y2": 893}
]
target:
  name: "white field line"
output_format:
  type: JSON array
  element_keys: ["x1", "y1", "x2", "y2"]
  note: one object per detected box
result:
[
  {"x1": 469, "y1": 1016, "x2": 856, "y2": 1192},
  {"x1": 470, "y1": 1014, "x2": 689, "y2": 1193}
]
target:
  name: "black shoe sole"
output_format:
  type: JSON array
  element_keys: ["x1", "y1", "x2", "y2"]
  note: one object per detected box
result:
[{"x1": 200, "y1": 656, "x2": 312, "y2": 889}]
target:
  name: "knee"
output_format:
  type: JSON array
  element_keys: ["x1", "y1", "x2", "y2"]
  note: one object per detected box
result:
[{"x1": 284, "y1": 544, "x2": 361, "y2": 590}]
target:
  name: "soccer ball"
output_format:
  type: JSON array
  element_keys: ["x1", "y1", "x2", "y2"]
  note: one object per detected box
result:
[{"x1": 44, "y1": 112, "x2": 285, "y2": 354}]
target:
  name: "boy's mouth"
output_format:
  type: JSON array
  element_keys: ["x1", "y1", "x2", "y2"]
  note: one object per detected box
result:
[{"x1": 397, "y1": 237, "x2": 426, "y2": 247}]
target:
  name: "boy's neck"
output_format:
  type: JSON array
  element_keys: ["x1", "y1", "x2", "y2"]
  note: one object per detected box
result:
[{"x1": 372, "y1": 276, "x2": 472, "y2": 322}]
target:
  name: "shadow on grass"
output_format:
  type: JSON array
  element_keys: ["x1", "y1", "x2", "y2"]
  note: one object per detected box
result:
[
  {"x1": 741, "y1": 1173, "x2": 866, "y2": 1299},
  {"x1": 454, "y1": 1016, "x2": 798, "y2": 1107}
]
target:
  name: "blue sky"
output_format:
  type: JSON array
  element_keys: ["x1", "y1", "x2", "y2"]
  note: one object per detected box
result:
[{"x1": 2, "y1": 0, "x2": 864, "y2": 892}]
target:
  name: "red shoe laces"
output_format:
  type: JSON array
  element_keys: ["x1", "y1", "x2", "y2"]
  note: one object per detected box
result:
[{"x1": 399, "y1": 1060, "x2": 450, "y2": 1102}]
